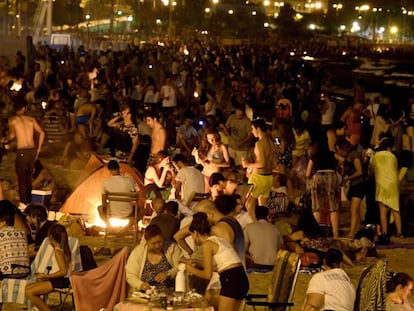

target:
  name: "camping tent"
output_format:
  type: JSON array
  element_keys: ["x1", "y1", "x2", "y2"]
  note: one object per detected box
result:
[{"x1": 59, "y1": 155, "x2": 145, "y2": 222}]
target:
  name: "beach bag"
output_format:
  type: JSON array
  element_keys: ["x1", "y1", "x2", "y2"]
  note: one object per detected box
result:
[{"x1": 299, "y1": 252, "x2": 321, "y2": 267}]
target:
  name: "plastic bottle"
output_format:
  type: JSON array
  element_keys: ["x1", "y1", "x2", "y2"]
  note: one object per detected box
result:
[{"x1": 175, "y1": 263, "x2": 186, "y2": 293}]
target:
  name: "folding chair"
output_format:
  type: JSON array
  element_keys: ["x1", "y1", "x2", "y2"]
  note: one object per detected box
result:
[
  {"x1": 240, "y1": 250, "x2": 301, "y2": 311},
  {"x1": 354, "y1": 259, "x2": 390, "y2": 311},
  {"x1": 102, "y1": 191, "x2": 140, "y2": 242}
]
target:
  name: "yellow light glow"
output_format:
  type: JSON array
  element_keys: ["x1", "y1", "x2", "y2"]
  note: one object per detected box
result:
[{"x1": 390, "y1": 26, "x2": 398, "y2": 34}]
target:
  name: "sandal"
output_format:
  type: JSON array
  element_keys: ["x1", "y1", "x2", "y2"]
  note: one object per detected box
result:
[{"x1": 396, "y1": 233, "x2": 405, "y2": 239}]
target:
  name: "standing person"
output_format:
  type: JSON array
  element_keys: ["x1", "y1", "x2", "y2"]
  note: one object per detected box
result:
[
  {"x1": 193, "y1": 127, "x2": 230, "y2": 193},
  {"x1": 340, "y1": 101, "x2": 364, "y2": 147},
  {"x1": 1, "y1": 101, "x2": 45, "y2": 204},
  {"x1": 320, "y1": 93, "x2": 336, "y2": 131},
  {"x1": 183, "y1": 212, "x2": 249, "y2": 311},
  {"x1": 74, "y1": 101, "x2": 97, "y2": 138},
  {"x1": 371, "y1": 134, "x2": 403, "y2": 244},
  {"x1": 303, "y1": 248, "x2": 356, "y2": 311},
  {"x1": 241, "y1": 118, "x2": 277, "y2": 219},
  {"x1": 145, "y1": 110, "x2": 167, "y2": 167},
  {"x1": 159, "y1": 77, "x2": 177, "y2": 113},
  {"x1": 306, "y1": 140, "x2": 341, "y2": 238},
  {"x1": 224, "y1": 104, "x2": 252, "y2": 167},
  {"x1": 336, "y1": 140, "x2": 368, "y2": 238},
  {"x1": 107, "y1": 103, "x2": 139, "y2": 166},
  {"x1": 25, "y1": 224, "x2": 72, "y2": 311}
]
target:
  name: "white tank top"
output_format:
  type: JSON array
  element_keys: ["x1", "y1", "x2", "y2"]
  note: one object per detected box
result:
[{"x1": 207, "y1": 236, "x2": 241, "y2": 272}]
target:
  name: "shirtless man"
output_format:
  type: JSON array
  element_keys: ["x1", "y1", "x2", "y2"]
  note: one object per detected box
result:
[
  {"x1": 241, "y1": 118, "x2": 276, "y2": 219},
  {"x1": 145, "y1": 110, "x2": 167, "y2": 167},
  {"x1": 74, "y1": 101, "x2": 97, "y2": 138},
  {"x1": 1, "y1": 102, "x2": 45, "y2": 203}
]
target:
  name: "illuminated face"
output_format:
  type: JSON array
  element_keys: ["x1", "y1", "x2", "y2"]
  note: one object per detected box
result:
[
  {"x1": 399, "y1": 282, "x2": 413, "y2": 301},
  {"x1": 146, "y1": 117, "x2": 155, "y2": 128},
  {"x1": 121, "y1": 108, "x2": 131, "y2": 119},
  {"x1": 146, "y1": 235, "x2": 164, "y2": 254},
  {"x1": 235, "y1": 109, "x2": 244, "y2": 119},
  {"x1": 225, "y1": 179, "x2": 238, "y2": 195},
  {"x1": 26, "y1": 215, "x2": 36, "y2": 226},
  {"x1": 207, "y1": 133, "x2": 219, "y2": 145},
  {"x1": 251, "y1": 125, "x2": 259, "y2": 138}
]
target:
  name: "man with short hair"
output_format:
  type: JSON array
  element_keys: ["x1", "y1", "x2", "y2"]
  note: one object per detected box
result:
[
  {"x1": 303, "y1": 248, "x2": 356, "y2": 311},
  {"x1": 244, "y1": 206, "x2": 283, "y2": 270},
  {"x1": 241, "y1": 118, "x2": 277, "y2": 219},
  {"x1": 150, "y1": 200, "x2": 180, "y2": 245},
  {"x1": 172, "y1": 153, "x2": 205, "y2": 207},
  {"x1": 98, "y1": 160, "x2": 137, "y2": 224},
  {"x1": 224, "y1": 105, "x2": 252, "y2": 167},
  {"x1": 1, "y1": 101, "x2": 45, "y2": 204},
  {"x1": 145, "y1": 110, "x2": 167, "y2": 167},
  {"x1": 176, "y1": 117, "x2": 198, "y2": 154}
]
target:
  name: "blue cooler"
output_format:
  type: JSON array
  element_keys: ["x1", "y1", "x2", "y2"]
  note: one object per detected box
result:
[{"x1": 31, "y1": 190, "x2": 52, "y2": 207}]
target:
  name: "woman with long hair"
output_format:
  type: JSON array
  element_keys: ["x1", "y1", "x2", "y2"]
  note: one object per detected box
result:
[
  {"x1": 26, "y1": 224, "x2": 71, "y2": 311},
  {"x1": 193, "y1": 127, "x2": 230, "y2": 192}
]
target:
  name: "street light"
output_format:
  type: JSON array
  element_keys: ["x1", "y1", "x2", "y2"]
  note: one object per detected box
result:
[
  {"x1": 163, "y1": 0, "x2": 176, "y2": 37},
  {"x1": 332, "y1": 3, "x2": 343, "y2": 16},
  {"x1": 85, "y1": 14, "x2": 91, "y2": 49}
]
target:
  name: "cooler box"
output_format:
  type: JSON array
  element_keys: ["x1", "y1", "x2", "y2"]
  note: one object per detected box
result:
[{"x1": 31, "y1": 190, "x2": 52, "y2": 207}]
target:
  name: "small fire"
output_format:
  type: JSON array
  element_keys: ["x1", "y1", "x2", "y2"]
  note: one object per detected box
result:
[{"x1": 109, "y1": 218, "x2": 130, "y2": 227}]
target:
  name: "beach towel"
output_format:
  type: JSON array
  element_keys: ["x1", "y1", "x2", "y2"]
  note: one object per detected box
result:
[{"x1": 71, "y1": 247, "x2": 129, "y2": 311}]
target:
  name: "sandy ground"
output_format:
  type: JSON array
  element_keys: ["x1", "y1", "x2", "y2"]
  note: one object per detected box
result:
[{"x1": 1, "y1": 146, "x2": 414, "y2": 311}]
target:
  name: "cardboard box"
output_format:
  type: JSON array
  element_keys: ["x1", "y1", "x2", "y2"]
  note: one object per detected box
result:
[{"x1": 31, "y1": 190, "x2": 52, "y2": 207}]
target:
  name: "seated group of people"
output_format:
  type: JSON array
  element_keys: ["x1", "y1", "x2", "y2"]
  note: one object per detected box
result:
[{"x1": 0, "y1": 200, "x2": 74, "y2": 311}]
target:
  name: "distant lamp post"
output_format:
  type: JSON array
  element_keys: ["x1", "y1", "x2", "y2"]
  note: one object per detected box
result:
[
  {"x1": 162, "y1": 0, "x2": 176, "y2": 38},
  {"x1": 85, "y1": 14, "x2": 91, "y2": 48},
  {"x1": 332, "y1": 3, "x2": 342, "y2": 16}
]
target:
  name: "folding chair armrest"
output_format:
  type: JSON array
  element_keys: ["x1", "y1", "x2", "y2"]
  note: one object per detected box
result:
[
  {"x1": 245, "y1": 301, "x2": 294, "y2": 307},
  {"x1": 245, "y1": 294, "x2": 268, "y2": 300}
]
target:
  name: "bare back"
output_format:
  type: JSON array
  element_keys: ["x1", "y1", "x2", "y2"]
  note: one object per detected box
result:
[
  {"x1": 253, "y1": 135, "x2": 276, "y2": 175},
  {"x1": 10, "y1": 116, "x2": 37, "y2": 149}
]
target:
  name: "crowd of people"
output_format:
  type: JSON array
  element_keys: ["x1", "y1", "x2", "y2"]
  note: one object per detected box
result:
[{"x1": 1, "y1": 39, "x2": 414, "y2": 310}]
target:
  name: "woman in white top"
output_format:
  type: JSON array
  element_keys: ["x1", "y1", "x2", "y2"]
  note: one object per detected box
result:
[{"x1": 182, "y1": 212, "x2": 249, "y2": 311}]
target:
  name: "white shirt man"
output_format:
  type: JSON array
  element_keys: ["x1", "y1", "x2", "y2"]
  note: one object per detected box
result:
[
  {"x1": 303, "y1": 249, "x2": 356, "y2": 311},
  {"x1": 172, "y1": 154, "x2": 205, "y2": 207},
  {"x1": 160, "y1": 78, "x2": 177, "y2": 108}
]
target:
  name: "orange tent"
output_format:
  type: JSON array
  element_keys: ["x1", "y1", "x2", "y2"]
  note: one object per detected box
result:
[{"x1": 59, "y1": 155, "x2": 145, "y2": 222}]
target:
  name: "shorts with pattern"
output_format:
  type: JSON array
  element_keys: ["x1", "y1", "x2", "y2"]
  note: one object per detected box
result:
[{"x1": 310, "y1": 170, "x2": 340, "y2": 212}]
